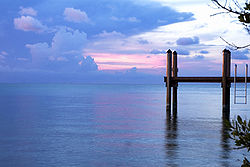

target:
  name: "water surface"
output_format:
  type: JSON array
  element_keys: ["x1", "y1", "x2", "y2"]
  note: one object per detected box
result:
[{"x1": 0, "y1": 84, "x2": 249, "y2": 167}]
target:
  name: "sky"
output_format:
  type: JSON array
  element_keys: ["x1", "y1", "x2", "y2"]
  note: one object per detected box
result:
[{"x1": 0, "y1": 0, "x2": 249, "y2": 83}]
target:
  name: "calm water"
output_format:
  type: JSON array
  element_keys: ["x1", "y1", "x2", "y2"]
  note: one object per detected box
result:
[{"x1": 0, "y1": 83, "x2": 249, "y2": 167}]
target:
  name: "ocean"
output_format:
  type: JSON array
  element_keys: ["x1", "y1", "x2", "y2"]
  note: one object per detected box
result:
[{"x1": 0, "y1": 83, "x2": 249, "y2": 167}]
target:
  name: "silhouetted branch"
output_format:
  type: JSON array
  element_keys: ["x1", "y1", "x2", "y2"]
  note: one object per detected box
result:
[
  {"x1": 210, "y1": 11, "x2": 230, "y2": 17},
  {"x1": 211, "y1": 0, "x2": 250, "y2": 49},
  {"x1": 212, "y1": 0, "x2": 242, "y2": 15},
  {"x1": 220, "y1": 37, "x2": 250, "y2": 50}
]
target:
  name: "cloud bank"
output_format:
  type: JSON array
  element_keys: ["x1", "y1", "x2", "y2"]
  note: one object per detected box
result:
[{"x1": 25, "y1": 27, "x2": 95, "y2": 72}]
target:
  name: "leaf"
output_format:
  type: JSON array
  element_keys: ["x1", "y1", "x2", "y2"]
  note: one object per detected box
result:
[
  {"x1": 244, "y1": 3, "x2": 250, "y2": 10},
  {"x1": 238, "y1": 116, "x2": 243, "y2": 124},
  {"x1": 224, "y1": 120, "x2": 233, "y2": 129},
  {"x1": 238, "y1": 15, "x2": 245, "y2": 23},
  {"x1": 242, "y1": 124, "x2": 246, "y2": 132}
]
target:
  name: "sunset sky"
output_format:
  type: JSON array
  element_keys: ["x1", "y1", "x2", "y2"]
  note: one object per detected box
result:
[{"x1": 0, "y1": 0, "x2": 249, "y2": 83}]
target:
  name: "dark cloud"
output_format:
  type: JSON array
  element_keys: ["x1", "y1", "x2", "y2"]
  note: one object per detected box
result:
[
  {"x1": 199, "y1": 50, "x2": 209, "y2": 54},
  {"x1": 126, "y1": 67, "x2": 137, "y2": 73},
  {"x1": 35, "y1": 0, "x2": 193, "y2": 36},
  {"x1": 231, "y1": 50, "x2": 249, "y2": 60},
  {"x1": 175, "y1": 49, "x2": 190, "y2": 55},
  {"x1": 79, "y1": 56, "x2": 98, "y2": 71},
  {"x1": 176, "y1": 36, "x2": 199, "y2": 45},
  {"x1": 138, "y1": 39, "x2": 149, "y2": 45},
  {"x1": 150, "y1": 49, "x2": 165, "y2": 54}
]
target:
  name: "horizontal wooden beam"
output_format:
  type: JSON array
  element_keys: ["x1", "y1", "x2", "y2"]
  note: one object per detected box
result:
[
  {"x1": 174, "y1": 77, "x2": 222, "y2": 83},
  {"x1": 164, "y1": 77, "x2": 250, "y2": 83},
  {"x1": 230, "y1": 77, "x2": 250, "y2": 82}
]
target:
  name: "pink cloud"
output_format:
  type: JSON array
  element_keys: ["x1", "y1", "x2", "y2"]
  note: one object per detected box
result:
[
  {"x1": 1, "y1": 51, "x2": 8, "y2": 56},
  {"x1": 14, "y1": 16, "x2": 47, "y2": 33},
  {"x1": 19, "y1": 7, "x2": 37, "y2": 16},
  {"x1": 86, "y1": 52, "x2": 165, "y2": 70},
  {"x1": 64, "y1": 8, "x2": 89, "y2": 23}
]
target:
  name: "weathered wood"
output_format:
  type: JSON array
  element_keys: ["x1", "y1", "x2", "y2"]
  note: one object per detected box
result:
[
  {"x1": 163, "y1": 49, "x2": 248, "y2": 120},
  {"x1": 222, "y1": 49, "x2": 231, "y2": 120},
  {"x1": 166, "y1": 49, "x2": 172, "y2": 115},
  {"x1": 172, "y1": 51, "x2": 178, "y2": 116},
  {"x1": 231, "y1": 77, "x2": 250, "y2": 82},
  {"x1": 164, "y1": 77, "x2": 250, "y2": 83},
  {"x1": 166, "y1": 77, "x2": 222, "y2": 83}
]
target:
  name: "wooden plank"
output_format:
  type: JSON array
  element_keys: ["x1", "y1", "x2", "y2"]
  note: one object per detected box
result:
[
  {"x1": 171, "y1": 77, "x2": 222, "y2": 83},
  {"x1": 230, "y1": 77, "x2": 250, "y2": 82},
  {"x1": 164, "y1": 77, "x2": 250, "y2": 83}
]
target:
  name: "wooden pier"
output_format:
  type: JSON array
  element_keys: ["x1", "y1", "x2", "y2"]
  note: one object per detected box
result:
[{"x1": 164, "y1": 49, "x2": 250, "y2": 120}]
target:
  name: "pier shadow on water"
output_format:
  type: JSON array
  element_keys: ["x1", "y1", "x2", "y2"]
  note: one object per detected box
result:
[
  {"x1": 164, "y1": 112, "x2": 241, "y2": 167},
  {"x1": 165, "y1": 115, "x2": 178, "y2": 167},
  {"x1": 220, "y1": 120, "x2": 234, "y2": 167}
]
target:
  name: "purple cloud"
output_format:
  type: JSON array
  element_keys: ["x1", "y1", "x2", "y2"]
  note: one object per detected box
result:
[
  {"x1": 19, "y1": 7, "x2": 37, "y2": 16},
  {"x1": 26, "y1": 27, "x2": 89, "y2": 71},
  {"x1": 150, "y1": 49, "x2": 165, "y2": 54},
  {"x1": 26, "y1": 42, "x2": 50, "y2": 66},
  {"x1": 96, "y1": 30, "x2": 125, "y2": 39},
  {"x1": 0, "y1": 51, "x2": 8, "y2": 56},
  {"x1": 199, "y1": 50, "x2": 209, "y2": 54},
  {"x1": 51, "y1": 27, "x2": 87, "y2": 53},
  {"x1": 138, "y1": 39, "x2": 149, "y2": 45},
  {"x1": 126, "y1": 67, "x2": 137, "y2": 73},
  {"x1": 175, "y1": 49, "x2": 190, "y2": 55},
  {"x1": 0, "y1": 52, "x2": 6, "y2": 63},
  {"x1": 64, "y1": 8, "x2": 89, "y2": 23},
  {"x1": 79, "y1": 56, "x2": 98, "y2": 71},
  {"x1": 176, "y1": 36, "x2": 199, "y2": 45},
  {"x1": 193, "y1": 55, "x2": 205, "y2": 60},
  {"x1": 14, "y1": 16, "x2": 47, "y2": 33},
  {"x1": 111, "y1": 16, "x2": 140, "y2": 23}
]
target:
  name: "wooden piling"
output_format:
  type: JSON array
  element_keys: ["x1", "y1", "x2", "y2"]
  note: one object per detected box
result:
[
  {"x1": 172, "y1": 51, "x2": 178, "y2": 117},
  {"x1": 166, "y1": 49, "x2": 172, "y2": 115},
  {"x1": 222, "y1": 49, "x2": 231, "y2": 120}
]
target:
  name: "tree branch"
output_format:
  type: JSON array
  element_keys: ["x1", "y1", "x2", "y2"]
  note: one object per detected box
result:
[
  {"x1": 211, "y1": 0, "x2": 250, "y2": 50},
  {"x1": 220, "y1": 37, "x2": 250, "y2": 50},
  {"x1": 211, "y1": 0, "x2": 243, "y2": 15}
]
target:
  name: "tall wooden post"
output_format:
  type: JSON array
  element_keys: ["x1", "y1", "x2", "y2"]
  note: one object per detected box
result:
[
  {"x1": 172, "y1": 51, "x2": 178, "y2": 117},
  {"x1": 222, "y1": 49, "x2": 231, "y2": 120},
  {"x1": 166, "y1": 49, "x2": 172, "y2": 116}
]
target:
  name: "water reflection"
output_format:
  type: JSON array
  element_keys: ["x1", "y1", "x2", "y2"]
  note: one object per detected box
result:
[
  {"x1": 165, "y1": 115, "x2": 178, "y2": 167},
  {"x1": 220, "y1": 120, "x2": 232, "y2": 167}
]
